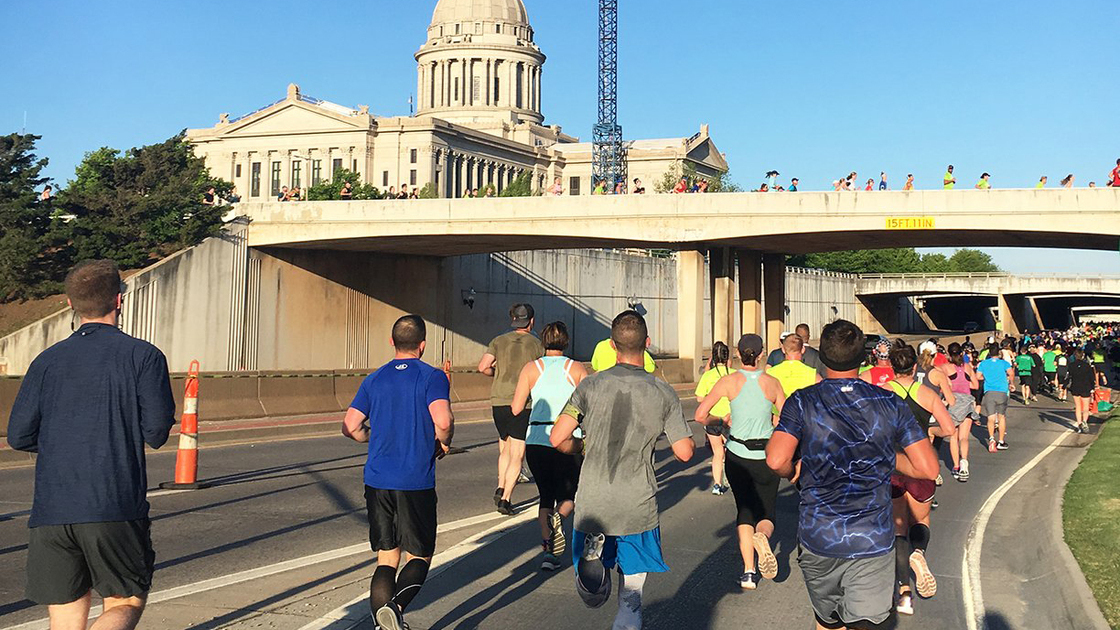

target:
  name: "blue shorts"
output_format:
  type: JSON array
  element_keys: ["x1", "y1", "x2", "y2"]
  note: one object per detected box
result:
[{"x1": 572, "y1": 528, "x2": 670, "y2": 575}]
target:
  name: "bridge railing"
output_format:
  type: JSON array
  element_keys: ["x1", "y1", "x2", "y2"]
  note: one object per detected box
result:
[{"x1": 858, "y1": 273, "x2": 1120, "y2": 281}]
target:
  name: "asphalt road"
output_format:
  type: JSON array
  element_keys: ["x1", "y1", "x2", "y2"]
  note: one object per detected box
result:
[{"x1": 0, "y1": 395, "x2": 1109, "y2": 630}]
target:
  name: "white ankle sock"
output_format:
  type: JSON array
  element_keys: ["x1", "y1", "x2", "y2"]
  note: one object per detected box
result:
[{"x1": 613, "y1": 572, "x2": 646, "y2": 630}]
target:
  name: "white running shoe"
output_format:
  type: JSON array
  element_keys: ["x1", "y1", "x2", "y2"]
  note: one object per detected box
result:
[
  {"x1": 910, "y1": 550, "x2": 938, "y2": 598},
  {"x1": 897, "y1": 592, "x2": 915, "y2": 615}
]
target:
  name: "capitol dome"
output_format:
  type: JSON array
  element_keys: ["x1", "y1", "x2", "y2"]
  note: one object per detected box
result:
[{"x1": 431, "y1": 0, "x2": 530, "y2": 28}]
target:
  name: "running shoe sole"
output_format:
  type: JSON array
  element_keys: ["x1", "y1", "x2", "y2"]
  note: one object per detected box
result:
[
  {"x1": 375, "y1": 604, "x2": 405, "y2": 630},
  {"x1": 550, "y1": 512, "x2": 566, "y2": 558},
  {"x1": 753, "y1": 533, "x2": 778, "y2": 580},
  {"x1": 910, "y1": 552, "x2": 938, "y2": 598}
]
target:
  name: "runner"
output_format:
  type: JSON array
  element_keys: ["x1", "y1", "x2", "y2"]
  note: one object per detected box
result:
[
  {"x1": 945, "y1": 343, "x2": 979, "y2": 481},
  {"x1": 1041, "y1": 343, "x2": 1058, "y2": 397},
  {"x1": 590, "y1": 337, "x2": 656, "y2": 373},
  {"x1": 7, "y1": 260, "x2": 176, "y2": 630},
  {"x1": 511, "y1": 322, "x2": 588, "y2": 571},
  {"x1": 766, "y1": 324, "x2": 825, "y2": 375},
  {"x1": 696, "y1": 334, "x2": 786, "y2": 590},
  {"x1": 1056, "y1": 343, "x2": 1071, "y2": 402},
  {"x1": 766, "y1": 320, "x2": 939, "y2": 630},
  {"x1": 1068, "y1": 349, "x2": 1098, "y2": 435},
  {"x1": 976, "y1": 343, "x2": 1014, "y2": 453},
  {"x1": 885, "y1": 343, "x2": 956, "y2": 615},
  {"x1": 478, "y1": 304, "x2": 545, "y2": 515},
  {"x1": 860, "y1": 339, "x2": 895, "y2": 389},
  {"x1": 1015, "y1": 346, "x2": 1035, "y2": 405},
  {"x1": 1030, "y1": 344, "x2": 1045, "y2": 402},
  {"x1": 768, "y1": 333, "x2": 823, "y2": 397},
  {"x1": 695, "y1": 342, "x2": 733, "y2": 495},
  {"x1": 550, "y1": 311, "x2": 694, "y2": 630}
]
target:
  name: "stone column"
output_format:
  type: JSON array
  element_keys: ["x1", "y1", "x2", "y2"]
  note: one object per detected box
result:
[
  {"x1": 709, "y1": 247, "x2": 736, "y2": 350},
  {"x1": 484, "y1": 59, "x2": 491, "y2": 106},
  {"x1": 763, "y1": 254, "x2": 787, "y2": 352},
  {"x1": 461, "y1": 58, "x2": 468, "y2": 105},
  {"x1": 417, "y1": 65, "x2": 424, "y2": 112},
  {"x1": 508, "y1": 61, "x2": 517, "y2": 109},
  {"x1": 534, "y1": 66, "x2": 542, "y2": 111},
  {"x1": 677, "y1": 249, "x2": 706, "y2": 378},
  {"x1": 737, "y1": 250, "x2": 763, "y2": 336},
  {"x1": 997, "y1": 293, "x2": 1023, "y2": 337},
  {"x1": 437, "y1": 61, "x2": 445, "y2": 108}
]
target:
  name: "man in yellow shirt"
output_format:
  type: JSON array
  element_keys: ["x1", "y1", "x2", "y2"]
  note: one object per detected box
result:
[
  {"x1": 767, "y1": 334, "x2": 822, "y2": 397},
  {"x1": 943, "y1": 165, "x2": 956, "y2": 190},
  {"x1": 591, "y1": 337, "x2": 656, "y2": 373}
]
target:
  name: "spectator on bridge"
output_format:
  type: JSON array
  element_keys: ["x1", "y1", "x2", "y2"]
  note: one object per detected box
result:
[
  {"x1": 594, "y1": 179, "x2": 609, "y2": 195},
  {"x1": 1036, "y1": 175, "x2": 1048, "y2": 188},
  {"x1": 633, "y1": 178, "x2": 646, "y2": 194},
  {"x1": 864, "y1": 178, "x2": 875, "y2": 191},
  {"x1": 202, "y1": 186, "x2": 217, "y2": 205},
  {"x1": 672, "y1": 177, "x2": 688, "y2": 194},
  {"x1": 340, "y1": 181, "x2": 353, "y2": 200},
  {"x1": 614, "y1": 181, "x2": 626, "y2": 195},
  {"x1": 1060, "y1": 174, "x2": 1075, "y2": 188},
  {"x1": 549, "y1": 177, "x2": 563, "y2": 196},
  {"x1": 39, "y1": 184, "x2": 52, "y2": 201},
  {"x1": 943, "y1": 165, "x2": 956, "y2": 190},
  {"x1": 411, "y1": 187, "x2": 421, "y2": 200},
  {"x1": 7, "y1": 260, "x2": 176, "y2": 630},
  {"x1": 765, "y1": 171, "x2": 779, "y2": 189},
  {"x1": 278, "y1": 185, "x2": 290, "y2": 201},
  {"x1": 904, "y1": 173, "x2": 915, "y2": 191},
  {"x1": 976, "y1": 173, "x2": 992, "y2": 189},
  {"x1": 1089, "y1": 181, "x2": 1097, "y2": 188},
  {"x1": 398, "y1": 185, "x2": 410, "y2": 200},
  {"x1": 846, "y1": 172, "x2": 858, "y2": 190},
  {"x1": 1110, "y1": 159, "x2": 1120, "y2": 187},
  {"x1": 758, "y1": 183, "x2": 770, "y2": 193},
  {"x1": 878, "y1": 172, "x2": 888, "y2": 190},
  {"x1": 289, "y1": 186, "x2": 302, "y2": 201},
  {"x1": 697, "y1": 180, "x2": 709, "y2": 194},
  {"x1": 227, "y1": 186, "x2": 241, "y2": 204},
  {"x1": 788, "y1": 178, "x2": 799, "y2": 192}
]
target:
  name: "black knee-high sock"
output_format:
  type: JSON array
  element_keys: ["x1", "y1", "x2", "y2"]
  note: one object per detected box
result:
[
  {"x1": 931, "y1": 436, "x2": 945, "y2": 453},
  {"x1": 370, "y1": 565, "x2": 396, "y2": 613},
  {"x1": 895, "y1": 536, "x2": 910, "y2": 588},
  {"x1": 392, "y1": 559, "x2": 430, "y2": 612},
  {"x1": 909, "y1": 523, "x2": 931, "y2": 553}
]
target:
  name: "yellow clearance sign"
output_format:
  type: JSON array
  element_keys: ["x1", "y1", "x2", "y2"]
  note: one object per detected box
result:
[{"x1": 885, "y1": 216, "x2": 936, "y2": 230}]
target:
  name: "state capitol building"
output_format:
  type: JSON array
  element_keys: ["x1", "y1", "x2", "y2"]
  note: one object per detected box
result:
[{"x1": 187, "y1": 0, "x2": 727, "y2": 199}]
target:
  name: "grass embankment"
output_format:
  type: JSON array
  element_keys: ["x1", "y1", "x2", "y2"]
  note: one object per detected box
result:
[{"x1": 1064, "y1": 408, "x2": 1120, "y2": 629}]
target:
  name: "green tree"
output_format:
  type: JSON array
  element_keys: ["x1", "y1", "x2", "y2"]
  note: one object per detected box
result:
[
  {"x1": 787, "y1": 247, "x2": 1002, "y2": 274},
  {"x1": 417, "y1": 182, "x2": 439, "y2": 199},
  {"x1": 947, "y1": 248, "x2": 1001, "y2": 272},
  {"x1": 0, "y1": 133, "x2": 66, "y2": 301},
  {"x1": 59, "y1": 132, "x2": 231, "y2": 268},
  {"x1": 498, "y1": 171, "x2": 533, "y2": 197},
  {"x1": 305, "y1": 168, "x2": 381, "y2": 201},
  {"x1": 654, "y1": 160, "x2": 740, "y2": 193}
]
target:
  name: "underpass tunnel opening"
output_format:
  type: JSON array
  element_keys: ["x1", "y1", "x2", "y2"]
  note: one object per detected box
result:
[
  {"x1": 1033, "y1": 295, "x2": 1120, "y2": 330},
  {"x1": 919, "y1": 296, "x2": 998, "y2": 332}
]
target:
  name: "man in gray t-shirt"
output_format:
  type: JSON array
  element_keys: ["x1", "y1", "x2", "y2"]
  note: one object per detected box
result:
[{"x1": 551, "y1": 311, "x2": 694, "y2": 630}]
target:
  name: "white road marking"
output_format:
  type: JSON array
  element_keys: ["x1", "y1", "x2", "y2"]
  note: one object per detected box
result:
[
  {"x1": 0, "y1": 489, "x2": 191, "y2": 522},
  {"x1": 296, "y1": 508, "x2": 537, "y2": 630},
  {"x1": 1, "y1": 508, "x2": 530, "y2": 630},
  {"x1": 962, "y1": 429, "x2": 1069, "y2": 630}
]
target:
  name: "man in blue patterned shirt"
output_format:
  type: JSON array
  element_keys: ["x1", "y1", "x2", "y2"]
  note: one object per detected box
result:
[{"x1": 767, "y1": 321, "x2": 939, "y2": 630}]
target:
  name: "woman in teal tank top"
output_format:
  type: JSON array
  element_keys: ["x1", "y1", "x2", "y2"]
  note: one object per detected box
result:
[
  {"x1": 695, "y1": 334, "x2": 786, "y2": 591},
  {"x1": 511, "y1": 322, "x2": 588, "y2": 571}
]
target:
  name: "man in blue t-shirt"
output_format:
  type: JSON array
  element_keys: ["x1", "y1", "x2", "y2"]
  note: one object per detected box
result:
[
  {"x1": 976, "y1": 343, "x2": 1014, "y2": 453},
  {"x1": 766, "y1": 320, "x2": 938, "y2": 630},
  {"x1": 343, "y1": 315, "x2": 453, "y2": 630}
]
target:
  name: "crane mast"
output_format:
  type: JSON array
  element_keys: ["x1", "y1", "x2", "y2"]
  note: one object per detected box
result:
[{"x1": 593, "y1": 0, "x2": 627, "y2": 191}]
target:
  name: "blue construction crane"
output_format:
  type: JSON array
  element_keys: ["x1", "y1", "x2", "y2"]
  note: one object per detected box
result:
[{"x1": 593, "y1": 0, "x2": 627, "y2": 191}]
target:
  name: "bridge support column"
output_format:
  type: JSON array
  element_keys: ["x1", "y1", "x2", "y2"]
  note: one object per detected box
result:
[
  {"x1": 998, "y1": 293, "x2": 1025, "y2": 337},
  {"x1": 763, "y1": 254, "x2": 786, "y2": 352},
  {"x1": 737, "y1": 250, "x2": 762, "y2": 337},
  {"x1": 710, "y1": 247, "x2": 737, "y2": 349},
  {"x1": 677, "y1": 249, "x2": 705, "y2": 378}
]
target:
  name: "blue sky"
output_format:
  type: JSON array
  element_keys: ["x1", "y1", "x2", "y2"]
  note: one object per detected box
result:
[{"x1": 2, "y1": 0, "x2": 1117, "y2": 272}]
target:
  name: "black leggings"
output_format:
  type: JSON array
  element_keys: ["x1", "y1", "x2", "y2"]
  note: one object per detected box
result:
[{"x1": 724, "y1": 451, "x2": 779, "y2": 527}]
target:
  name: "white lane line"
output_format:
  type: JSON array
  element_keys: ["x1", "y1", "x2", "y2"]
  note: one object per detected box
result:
[
  {"x1": 1, "y1": 509, "x2": 526, "y2": 630},
  {"x1": 0, "y1": 490, "x2": 191, "y2": 522},
  {"x1": 296, "y1": 508, "x2": 537, "y2": 630},
  {"x1": 962, "y1": 429, "x2": 1069, "y2": 630}
]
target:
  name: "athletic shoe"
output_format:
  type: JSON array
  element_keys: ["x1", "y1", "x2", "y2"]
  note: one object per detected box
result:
[
  {"x1": 951, "y1": 467, "x2": 961, "y2": 481},
  {"x1": 711, "y1": 484, "x2": 723, "y2": 495},
  {"x1": 931, "y1": 498, "x2": 939, "y2": 510},
  {"x1": 935, "y1": 473, "x2": 944, "y2": 486},
  {"x1": 583, "y1": 532, "x2": 606, "y2": 562},
  {"x1": 721, "y1": 485, "x2": 731, "y2": 494},
  {"x1": 541, "y1": 553, "x2": 562, "y2": 571},
  {"x1": 988, "y1": 438, "x2": 998, "y2": 454},
  {"x1": 493, "y1": 488, "x2": 503, "y2": 507},
  {"x1": 910, "y1": 550, "x2": 938, "y2": 598},
  {"x1": 739, "y1": 571, "x2": 759, "y2": 590},
  {"x1": 753, "y1": 533, "x2": 778, "y2": 580},
  {"x1": 497, "y1": 499, "x2": 514, "y2": 515},
  {"x1": 576, "y1": 533, "x2": 611, "y2": 608},
  {"x1": 896, "y1": 592, "x2": 915, "y2": 615},
  {"x1": 996, "y1": 441, "x2": 1009, "y2": 451},
  {"x1": 375, "y1": 602, "x2": 407, "y2": 630},
  {"x1": 550, "y1": 512, "x2": 567, "y2": 557},
  {"x1": 958, "y1": 459, "x2": 970, "y2": 482},
  {"x1": 518, "y1": 471, "x2": 532, "y2": 484}
]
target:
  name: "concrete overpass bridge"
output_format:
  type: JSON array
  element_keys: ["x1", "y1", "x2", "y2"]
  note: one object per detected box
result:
[{"x1": 244, "y1": 187, "x2": 1119, "y2": 366}]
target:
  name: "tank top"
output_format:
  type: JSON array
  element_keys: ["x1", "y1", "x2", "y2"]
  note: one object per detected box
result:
[
  {"x1": 889, "y1": 380, "x2": 932, "y2": 425},
  {"x1": 868, "y1": 366, "x2": 895, "y2": 389},
  {"x1": 950, "y1": 364, "x2": 972, "y2": 396},
  {"x1": 726, "y1": 370, "x2": 775, "y2": 461},
  {"x1": 526, "y1": 356, "x2": 578, "y2": 447}
]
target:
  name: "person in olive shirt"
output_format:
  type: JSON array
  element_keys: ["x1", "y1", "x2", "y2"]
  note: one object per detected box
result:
[{"x1": 478, "y1": 304, "x2": 544, "y2": 514}]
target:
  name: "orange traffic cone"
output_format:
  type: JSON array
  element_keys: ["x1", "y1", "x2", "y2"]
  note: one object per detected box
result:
[{"x1": 160, "y1": 361, "x2": 210, "y2": 490}]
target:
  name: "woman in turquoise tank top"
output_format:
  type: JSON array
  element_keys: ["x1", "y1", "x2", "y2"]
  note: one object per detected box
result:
[
  {"x1": 695, "y1": 334, "x2": 786, "y2": 591},
  {"x1": 511, "y1": 322, "x2": 588, "y2": 571}
]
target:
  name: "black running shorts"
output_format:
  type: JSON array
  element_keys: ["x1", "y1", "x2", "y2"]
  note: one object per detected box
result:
[
  {"x1": 525, "y1": 444, "x2": 581, "y2": 509},
  {"x1": 365, "y1": 486, "x2": 438, "y2": 558},
  {"x1": 492, "y1": 405, "x2": 530, "y2": 441},
  {"x1": 26, "y1": 519, "x2": 155, "y2": 605},
  {"x1": 724, "y1": 451, "x2": 779, "y2": 527}
]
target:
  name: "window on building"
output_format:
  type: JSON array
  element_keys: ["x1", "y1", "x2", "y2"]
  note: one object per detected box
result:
[
  {"x1": 495, "y1": 24, "x2": 501, "y2": 33},
  {"x1": 352, "y1": 159, "x2": 358, "y2": 173},
  {"x1": 311, "y1": 160, "x2": 322, "y2": 186},
  {"x1": 569, "y1": 176, "x2": 581, "y2": 196},
  {"x1": 454, "y1": 78, "x2": 459, "y2": 102},
  {"x1": 235, "y1": 164, "x2": 242, "y2": 178},
  {"x1": 271, "y1": 161, "x2": 281, "y2": 197},
  {"x1": 455, "y1": 23, "x2": 461, "y2": 35},
  {"x1": 383, "y1": 171, "x2": 390, "y2": 187},
  {"x1": 410, "y1": 149, "x2": 418, "y2": 164},
  {"x1": 410, "y1": 170, "x2": 417, "y2": 186},
  {"x1": 332, "y1": 158, "x2": 343, "y2": 176},
  {"x1": 472, "y1": 77, "x2": 480, "y2": 105},
  {"x1": 291, "y1": 160, "x2": 302, "y2": 188},
  {"x1": 475, "y1": 22, "x2": 481, "y2": 34},
  {"x1": 516, "y1": 68, "x2": 523, "y2": 108},
  {"x1": 250, "y1": 162, "x2": 261, "y2": 197},
  {"x1": 494, "y1": 77, "x2": 500, "y2": 104}
]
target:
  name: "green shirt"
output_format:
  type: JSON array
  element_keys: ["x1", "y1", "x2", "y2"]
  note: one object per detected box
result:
[
  {"x1": 976, "y1": 179, "x2": 990, "y2": 189},
  {"x1": 695, "y1": 365, "x2": 733, "y2": 419},
  {"x1": 1015, "y1": 354, "x2": 1034, "y2": 375},
  {"x1": 485, "y1": 331, "x2": 544, "y2": 405},
  {"x1": 1042, "y1": 351, "x2": 1057, "y2": 372},
  {"x1": 590, "y1": 339, "x2": 655, "y2": 373},
  {"x1": 944, "y1": 172, "x2": 955, "y2": 190}
]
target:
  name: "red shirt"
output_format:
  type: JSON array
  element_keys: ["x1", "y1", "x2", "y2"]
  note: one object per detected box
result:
[
  {"x1": 673, "y1": 182, "x2": 687, "y2": 193},
  {"x1": 868, "y1": 366, "x2": 896, "y2": 389},
  {"x1": 1111, "y1": 166, "x2": 1120, "y2": 187}
]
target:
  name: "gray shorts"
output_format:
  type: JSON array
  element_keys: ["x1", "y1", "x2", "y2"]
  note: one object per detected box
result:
[
  {"x1": 947, "y1": 394, "x2": 978, "y2": 426},
  {"x1": 981, "y1": 391, "x2": 1009, "y2": 417},
  {"x1": 797, "y1": 545, "x2": 893, "y2": 627}
]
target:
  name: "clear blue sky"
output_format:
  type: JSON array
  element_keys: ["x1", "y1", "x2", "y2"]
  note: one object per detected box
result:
[{"x1": 2, "y1": 0, "x2": 1117, "y2": 272}]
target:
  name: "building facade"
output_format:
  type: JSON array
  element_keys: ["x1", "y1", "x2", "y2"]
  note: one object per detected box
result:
[{"x1": 186, "y1": 0, "x2": 729, "y2": 199}]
